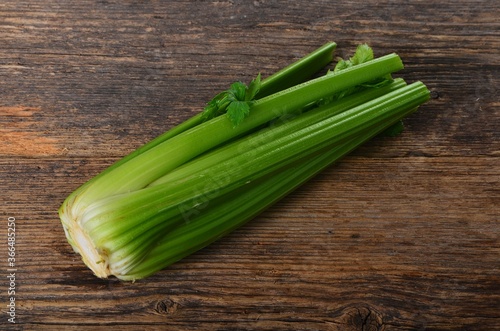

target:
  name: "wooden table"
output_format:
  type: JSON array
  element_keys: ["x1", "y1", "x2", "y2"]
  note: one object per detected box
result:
[{"x1": 1, "y1": 1, "x2": 498, "y2": 330}]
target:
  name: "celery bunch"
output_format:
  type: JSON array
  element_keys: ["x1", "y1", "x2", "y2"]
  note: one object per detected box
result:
[{"x1": 59, "y1": 42, "x2": 430, "y2": 281}]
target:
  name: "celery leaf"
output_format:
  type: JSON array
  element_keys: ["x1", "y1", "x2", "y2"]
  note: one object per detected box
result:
[
  {"x1": 229, "y1": 82, "x2": 247, "y2": 101},
  {"x1": 201, "y1": 73, "x2": 261, "y2": 127},
  {"x1": 226, "y1": 101, "x2": 251, "y2": 127},
  {"x1": 350, "y1": 44, "x2": 374, "y2": 65}
]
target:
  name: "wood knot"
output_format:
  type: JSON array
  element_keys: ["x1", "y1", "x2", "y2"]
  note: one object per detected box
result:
[
  {"x1": 154, "y1": 298, "x2": 180, "y2": 315},
  {"x1": 430, "y1": 90, "x2": 440, "y2": 99},
  {"x1": 333, "y1": 304, "x2": 384, "y2": 331}
]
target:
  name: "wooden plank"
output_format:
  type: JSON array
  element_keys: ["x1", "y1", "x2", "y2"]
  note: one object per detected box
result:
[
  {"x1": 0, "y1": 0, "x2": 498, "y2": 330},
  {"x1": 2, "y1": 155, "x2": 499, "y2": 329}
]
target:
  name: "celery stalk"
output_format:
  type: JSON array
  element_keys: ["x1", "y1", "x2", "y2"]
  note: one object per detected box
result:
[{"x1": 58, "y1": 43, "x2": 430, "y2": 280}]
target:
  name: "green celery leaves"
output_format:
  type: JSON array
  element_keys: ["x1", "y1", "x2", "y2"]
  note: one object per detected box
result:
[{"x1": 202, "y1": 73, "x2": 261, "y2": 127}]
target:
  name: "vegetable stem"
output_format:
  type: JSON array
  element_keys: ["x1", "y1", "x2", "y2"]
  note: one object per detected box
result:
[{"x1": 58, "y1": 43, "x2": 431, "y2": 281}]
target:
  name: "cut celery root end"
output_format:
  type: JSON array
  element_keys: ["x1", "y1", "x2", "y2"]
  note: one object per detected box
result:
[{"x1": 60, "y1": 207, "x2": 111, "y2": 279}]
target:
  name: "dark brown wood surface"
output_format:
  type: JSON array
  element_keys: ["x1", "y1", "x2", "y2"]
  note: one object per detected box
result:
[{"x1": 1, "y1": 1, "x2": 498, "y2": 330}]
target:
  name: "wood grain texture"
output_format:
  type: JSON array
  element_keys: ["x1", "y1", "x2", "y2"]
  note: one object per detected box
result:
[{"x1": 0, "y1": 0, "x2": 498, "y2": 330}]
